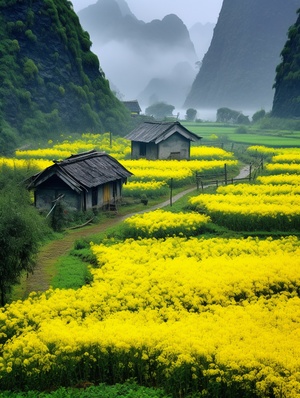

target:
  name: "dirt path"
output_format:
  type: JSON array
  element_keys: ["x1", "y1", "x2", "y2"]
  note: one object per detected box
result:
[
  {"x1": 22, "y1": 188, "x2": 197, "y2": 298},
  {"x1": 23, "y1": 165, "x2": 250, "y2": 298}
]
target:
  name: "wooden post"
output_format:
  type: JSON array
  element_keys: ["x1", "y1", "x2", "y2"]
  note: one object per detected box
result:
[
  {"x1": 170, "y1": 178, "x2": 173, "y2": 207},
  {"x1": 224, "y1": 163, "x2": 228, "y2": 185},
  {"x1": 196, "y1": 172, "x2": 199, "y2": 190},
  {"x1": 249, "y1": 163, "x2": 252, "y2": 181},
  {"x1": 261, "y1": 157, "x2": 264, "y2": 170}
]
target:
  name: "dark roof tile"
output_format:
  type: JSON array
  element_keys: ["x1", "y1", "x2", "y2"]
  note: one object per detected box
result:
[
  {"x1": 125, "y1": 121, "x2": 200, "y2": 143},
  {"x1": 28, "y1": 150, "x2": 132, "y2": 192}
]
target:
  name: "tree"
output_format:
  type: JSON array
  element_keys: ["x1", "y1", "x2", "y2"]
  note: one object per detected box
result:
[
  {"x1": 216, "y1": 107, "x2": 249, "y2": 124},
  {"x1": 0, "y1": 170, "x2": 50, "y2": 305},
  {"x1": 185, "y1": 108, "x2": 197, "y2": 121},
  {"x1": 145, "y1": 102, "x2": 175, "y2": 120},
  {"x1": 252, "y1": 109, "x2": 266, "y2": 123},
  {"x1": 236, "y1": 113, "x2": 250, "y2": 125}
]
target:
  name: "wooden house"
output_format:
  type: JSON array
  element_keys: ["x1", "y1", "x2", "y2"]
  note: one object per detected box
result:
[
  {"x1": 27, "y1": 150, "x2": 132, "y2": 212},
  {"x1": 125, "y1": 121, "x2": 201, "y2": 160},
  {"x1": 123, "y1": 100, "x2": 142, "y2": 116}
]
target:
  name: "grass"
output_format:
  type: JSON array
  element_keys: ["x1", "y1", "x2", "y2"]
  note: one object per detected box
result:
[
  {"x1": 3, "y1": 129, "x2": 300, "y2": 396},
  {"x1": 183, "y1": 121, "x2": 300, "y2": 147},
  {"x1": 1, "y1": 381, "x2": 169, "y2": 398},
  {"x1": 50, "y1": 254, "x2": 93, "y2": 289}
]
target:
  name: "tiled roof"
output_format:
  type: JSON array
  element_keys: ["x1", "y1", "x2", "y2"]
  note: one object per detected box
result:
[
  {"x1": 28, "y1": 150, "x2": 133, "y2": 192},
  {"x1": 125, "y1": 121, "x2": 200, "y2": 143},
  {"x1": 123, "y1": 100, "x2": 142, "y2": 113}
]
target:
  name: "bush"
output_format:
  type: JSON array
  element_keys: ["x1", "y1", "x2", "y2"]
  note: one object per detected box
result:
[
  {"x1": 185, "y1": 108, "x2": 197, "y2": 121},
  {"x1": 252, "y1": 109, "x2": 266, "y2": 123},
  {"x1": 145, "y1": 102, "x2": 175, "y2": 120},
  {"x1": 23, "y1": 58, "x2": 38, "y2": 78},
  {"x1": 235, "y1": 126, "x2": 248, "y2": 134}
]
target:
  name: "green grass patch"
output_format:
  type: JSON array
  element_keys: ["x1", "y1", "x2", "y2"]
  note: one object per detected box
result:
[
  {"x1": 1, "y1": 382, "x2": 169, "y2": 398},
  {"x1": 225, "y1": 132, "x2": 300, "y2": 146},
  {"x1": 51, "y1": 254, "x2": 92, "y2": 289},
  {"x1": 183, "y1": 122, "x2": 300, "y2": 147}
]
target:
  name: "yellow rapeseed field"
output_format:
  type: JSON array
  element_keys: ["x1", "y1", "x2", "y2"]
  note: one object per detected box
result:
[
  {"x1": 1, "y1": 236, "x2": 300, "y2": 396},
  {"x1": 1, "y1": 138, "x2": 300, "y2": 396}
]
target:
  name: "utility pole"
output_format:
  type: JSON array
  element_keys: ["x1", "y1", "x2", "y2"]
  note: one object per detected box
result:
[{"x1": 170, "y1": 178, "x2": 173, "y2": 207}]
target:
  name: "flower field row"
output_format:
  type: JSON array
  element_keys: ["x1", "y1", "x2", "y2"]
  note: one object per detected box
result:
[
  {"x1": 1, "y1": 236, "x2": 300, "y2": 396},
  {"x1": 122, "y1": 181, "x2": 169, "y2": 198},
  {"x1": 0, "y1": 158, "x2": 52, "y2": 173},
  {"x1": 15, "y1": 134, "x2": 233, "y2": 162},
  {"x1": 122, "y1": 210, "x2": 211, "y2": 238},
  {"x1": 188, "y1": 145, "x2": 300, "y2": 231},
  {"x1": 272, "y1": 153, "x2": 300, "y2": 163},
  {"x1": 247, "y1": 145, "x2": 300, "y2": 157},
  {"x1": 190, "y1": 146, "x2": 234, "y2": 160},
  {"x1": 265, "y1": 163, "x2": 300, "y2": 174},
  {"x1": 257, "y1": 174, "x2": 300, "y2": 185},
  {"x1": 189, "y1": 192, "x2": 300, "y2": 231},
  {"x1": 248, "y1": 145, "x2": 300, "y2": 169},
  {"x1": 15, "y1": 133, "x2": 131, "y2": 161},
  {"x1": 5, "y1": 133, "x2": 238, "y2": 198},
  {"x1": 121, "y1": 159, "x2": 238, "y2": 188},
  {"x1": 217, "y1": 183, "x2": 300, "y2": 195}
]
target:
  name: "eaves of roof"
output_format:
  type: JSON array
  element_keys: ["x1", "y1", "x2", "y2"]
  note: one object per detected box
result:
[
  {"x1": 27, "y1": 151, "x2": 133, "y2": 192},
  {"x1": 125, "y1": 121, "x2": 201, "y2": 143}
]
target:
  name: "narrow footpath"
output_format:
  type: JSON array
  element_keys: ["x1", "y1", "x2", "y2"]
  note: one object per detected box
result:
[{"x1": 22, "y1": 165, "x2": 250, "y2": 298}]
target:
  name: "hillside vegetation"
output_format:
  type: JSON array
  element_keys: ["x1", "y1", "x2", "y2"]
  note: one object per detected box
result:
[
  {"x1": 0, "y1": 0, "x2": 131, "y2": 154},
  {"x1": 272, "y1": 9, "x2": 300, "y2": 118}
]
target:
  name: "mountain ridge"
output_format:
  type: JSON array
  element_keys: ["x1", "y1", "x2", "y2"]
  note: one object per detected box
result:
[
  {"x1": 185, "y1": 0, "x2": 299, "y2": 112},
  {"x1": 77, "y1": 0, "x2": 198, "y2": 106}
]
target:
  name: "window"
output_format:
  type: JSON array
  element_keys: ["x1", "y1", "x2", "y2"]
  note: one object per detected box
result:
[
  {"x1": 92, "y1": 187, "x2": 98, "y2": 206},
  {"x1": 139, "y1": 143, "x2": 146, "y2": 157}
]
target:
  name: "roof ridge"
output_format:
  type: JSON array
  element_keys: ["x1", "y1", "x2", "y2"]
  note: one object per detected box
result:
[
  {"x1": 144, "y1": 121, "x2": 177, "y2": 125},
  {"x1": 57, "y1": 150, "x2": 106, "y2": 165}
]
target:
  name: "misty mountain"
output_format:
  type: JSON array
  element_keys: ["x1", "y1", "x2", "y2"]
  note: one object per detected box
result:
[
  {"x1": 114, "y1": 0, "x2": 136, "y2": 19},
  {"x1": 185, "y1": 0, "x2": 299, "y2": 112},
  {"x1": 0, "y1": 0, "x2": 131, "y2": 152},
  {"x1": 273, "y1": 10, "x2": 300, "y2": 118},
  {"x1": 189, "y1": 22, "x2": 215, "y2": 61},
  {"x1": 138, "y1": 62, "x2": 196, "y2": 108},
  {"x1": 77, "y1": 0, "x2": 198, "y2": 106}
]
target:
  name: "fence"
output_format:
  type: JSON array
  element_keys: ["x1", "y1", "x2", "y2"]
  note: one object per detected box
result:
[{"x1": 195, "y1": 160, "x2": 264, "y2": 191}]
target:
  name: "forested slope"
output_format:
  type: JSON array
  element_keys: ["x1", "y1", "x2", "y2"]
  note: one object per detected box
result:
[
  {"x1": 272, "y1": 9, "x2": 300, "y2": 118},
  {"x1": 0, "y1": 0, "x2": 131, "y2": 154}
]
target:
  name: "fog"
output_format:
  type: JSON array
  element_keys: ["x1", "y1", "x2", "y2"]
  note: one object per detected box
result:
[
  {"x1": 169, "y1": 107, "x2": 258, "y2": 123},
  {"x1": 72, "y1": 1, "x2": 224, "y2": 112},
  {"x1": 72, "y1": 0, "x2": 223, "y2": 26},
  {"x1": 94, "y1": 39, "x2": 198, "y2": 107}
]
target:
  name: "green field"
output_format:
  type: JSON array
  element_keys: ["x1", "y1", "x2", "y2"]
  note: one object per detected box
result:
[{"x1": 183, "y1": 122, "x2": 300, "y2": 147}]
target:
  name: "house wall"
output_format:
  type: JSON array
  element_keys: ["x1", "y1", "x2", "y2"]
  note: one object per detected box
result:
[
  {"x1": 131, "y1": 134, "x2": 191, "y2": 160},
  {"x1": 35, "y1": 176, "x2": 125, "y2": 212},
  {"x1": 158, "y1": 133, "x2": 190, "y2": 160},
  {"x1": 35, "y1": 188, "x2": 82, "y2": 211},
  {"x1": 35, "y1": 177, "x2": 82, "y2": 211},
  {"x1": 131, "y1": 141, "x2": 158, "y2": 160},
  {"x1": 131, "y1": 142, "x2": 141, "y2": 159},
  {"x1": 146, "y1": 142, "x2": 158, "y2": 159},
  {"x1": 85, "y1": 181, "x2": 123, "y2": 210}
]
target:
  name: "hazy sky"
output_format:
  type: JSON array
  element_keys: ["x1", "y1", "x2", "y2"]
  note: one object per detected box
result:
[{"x1": 71, "y1": 0, "x2": 223, "y2": 27}]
